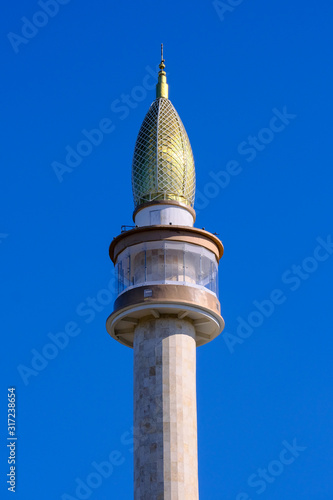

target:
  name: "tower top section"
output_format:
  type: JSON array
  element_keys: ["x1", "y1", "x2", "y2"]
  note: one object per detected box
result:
[{"x1": 131, "y1": 46, "x2": 196, "y2": 216}]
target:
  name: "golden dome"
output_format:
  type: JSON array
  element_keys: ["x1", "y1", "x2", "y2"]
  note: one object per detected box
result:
[{"x1": 131, "y1": 50, "x2": 196, "y2": 211}]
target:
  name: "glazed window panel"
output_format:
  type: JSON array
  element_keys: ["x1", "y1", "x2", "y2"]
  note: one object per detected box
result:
[
  {"x1": 117, "y1": 253, "x2": 130, "y2": 294},
  {"x1": 146, "y1": 247, "x2": 165, "y2": 282},
  {"x1": 132, "y1": 250, "x2": 146, "y2": 285},
  {"x1": 115, "y1": 240, "x2": 219, "y2": 297},
  {"x1": 184, "y1": 251, "x2": 200, "y2": 284},
  {"x1": 198, "y1": 253, "x2": 210, "y2": 287},
  {"x1": 165, "y1": 247, "x2": 184, "y2": 282}
]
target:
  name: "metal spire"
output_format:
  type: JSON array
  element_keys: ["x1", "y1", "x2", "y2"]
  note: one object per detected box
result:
[
  {"x1": 156, "y1": 43, "x2": 168, "y2": 99},
  {"x1": 160, "y1": 43, "x2": 165, "y2": 70}
]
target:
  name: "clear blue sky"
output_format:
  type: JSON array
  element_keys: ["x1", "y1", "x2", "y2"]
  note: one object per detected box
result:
[{"x1": 1, "y1": 0, "x2": 333, "y2": 498}]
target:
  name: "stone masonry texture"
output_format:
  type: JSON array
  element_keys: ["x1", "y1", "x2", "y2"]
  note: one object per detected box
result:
[{"x1": 133, "y1": 317, "x2": 199, "y2": 499}]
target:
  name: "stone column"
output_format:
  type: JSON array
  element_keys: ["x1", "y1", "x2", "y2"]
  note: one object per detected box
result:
[{"x1": 133, "y1": 317, "x2": 199, "y2": 499}]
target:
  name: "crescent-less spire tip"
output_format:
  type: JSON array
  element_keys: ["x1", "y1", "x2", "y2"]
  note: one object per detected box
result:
[{"x1": 156, "y1": 43, "x2": 168, "y2": 99}]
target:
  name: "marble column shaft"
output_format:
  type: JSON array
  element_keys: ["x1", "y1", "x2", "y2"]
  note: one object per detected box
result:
[{"x1": 133, "y1": 317, "x2": 199, "y2": 500}]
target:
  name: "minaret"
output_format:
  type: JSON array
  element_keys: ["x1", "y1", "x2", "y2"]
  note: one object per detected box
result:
[{"x1": 106, "y1": 45, "x2": 225, "y2": 499}]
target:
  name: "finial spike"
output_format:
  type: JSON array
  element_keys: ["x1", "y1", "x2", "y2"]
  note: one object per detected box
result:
[
  {"x1": 159, "y1": 43, "x2": 165, "y2": 71},
  {"x1": 156, "y1": 43, "x2": 168, "y2": 99}
]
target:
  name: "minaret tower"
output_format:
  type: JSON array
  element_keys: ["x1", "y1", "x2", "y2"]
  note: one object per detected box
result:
[{"x1": 106, "y1": 46, "x2": 225, "y2": 499}]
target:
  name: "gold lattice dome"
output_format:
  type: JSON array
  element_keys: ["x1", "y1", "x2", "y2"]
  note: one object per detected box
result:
[{"x1": 132, "y1": 95, "x2": 196, "y2": 210}]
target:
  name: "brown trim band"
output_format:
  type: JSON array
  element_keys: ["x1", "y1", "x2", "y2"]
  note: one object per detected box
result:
[
  {"x1": 114, "y1": 284, "x2": 221, "y2": 316},
  {"x1": 110, "y1": 225, "x2": 224, "y2": 263},
  {"x1": 106, "y1": 283, "x2": 224, "y2": 348}
]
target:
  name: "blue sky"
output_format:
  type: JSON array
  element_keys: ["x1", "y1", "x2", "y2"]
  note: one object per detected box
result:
[{"x1": 1, "y1": 0, "x2": 333, "y2": 498}]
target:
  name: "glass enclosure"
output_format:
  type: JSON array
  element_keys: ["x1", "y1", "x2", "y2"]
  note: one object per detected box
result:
[{"x1": 116, "y1": 241, "x2": 218, "y2": 297}]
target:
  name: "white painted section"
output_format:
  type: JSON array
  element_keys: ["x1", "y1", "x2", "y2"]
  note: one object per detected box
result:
[
  {"x1": 135, "y1": 204, "x2": 194, "y2": 227},
  {"x1": 149, "y1": 209, "x2": 161, "y2": 225}
]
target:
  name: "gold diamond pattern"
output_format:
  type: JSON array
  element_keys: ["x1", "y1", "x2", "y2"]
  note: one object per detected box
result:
[{"x1": 132, "y1": 97, "x2": 196, "y2": 209}]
